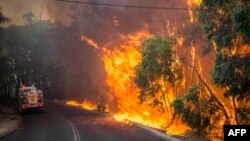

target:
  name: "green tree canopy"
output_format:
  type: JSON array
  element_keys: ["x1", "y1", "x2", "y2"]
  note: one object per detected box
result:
[
  {"x1": 199, "y1": 0, "x2": 250, "y2": 98},
  {"x1": 198, "y1": 0, "x2": 250, "y2": 49},
  {"x1": 173, "y1": 83, "x2": 224, "y2": 137},
  {"x1": 135, "y1": 35, "x2": 182, "y2": 111},
  {"x1": 198, "y1": 0, "x2": 250, "y2": 124},
  {"x1": 23, "y1": 11, "x2": 36, "y2": 25},
  {"x1": 0, "y1": 8, "x2": 9, "y2": 25},
  {"x1": 198, "y1": 0, "x2": 250, "y2": 98}
]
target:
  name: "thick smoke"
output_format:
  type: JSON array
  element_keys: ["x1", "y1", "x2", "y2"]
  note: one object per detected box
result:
[
  {"x1": 46, "y1": 0, "x2": 189, "y2": 37},
  {"x1": 45, "y1": 0, "x2": 217, "y2": 106}
]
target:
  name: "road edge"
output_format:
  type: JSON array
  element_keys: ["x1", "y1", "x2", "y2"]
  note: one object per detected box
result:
[
  {"x1": 0, "y1": 105, "x2": 23, "y2": 138},
  {"x1": 134, "y1": 123, "x2": 182, "y2": 141},
  {"x1": 51, "y1": 100, "x2": 182, "y2": 141}
]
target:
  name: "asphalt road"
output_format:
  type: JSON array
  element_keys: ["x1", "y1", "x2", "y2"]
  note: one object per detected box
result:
[{"x1": 1, "y1": 101, "x2": 168, "y2": 141}]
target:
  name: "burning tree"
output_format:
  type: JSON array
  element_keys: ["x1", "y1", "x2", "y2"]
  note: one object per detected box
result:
[
  {"x1": 135, "y1": 34, "x2": 228, "y2": 139},
  {"x1": 135, "y1": 35, "x2": 182, "y2": 115},
  {"x1": 172, "y1": 83, "x2": 227, "y2": 139},
  {"x1": 80, "y1": 31, "x2": 190, "y2": 134},
  {"x1": 198, "y1": 0, "x2": 250, "y2": 124}
]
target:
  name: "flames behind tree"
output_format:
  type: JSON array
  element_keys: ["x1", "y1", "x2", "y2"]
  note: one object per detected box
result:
[
  {"x1": 76, "y1": 30, "x2": 189, "y2": 135},
  {"x1": 56, "y1": 0, "x2": 235, "y2": 138}
]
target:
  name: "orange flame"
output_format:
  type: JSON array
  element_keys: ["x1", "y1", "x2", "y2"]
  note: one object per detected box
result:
[
  {"x1": 187, "y1": 0, "x2": 201, "y2": 23},
  {"x1": 79, "y1": 30, "x2": 190, "y2": 135},
  {"x1": 80, "y1": 35, "x2": 100, "y2": 49},
  {"x1": 66, "y1": 100, "x2": 97, "y2": 111},
  {"x1": 65, "y1": 1, "x2": 244, "y2": 140}
]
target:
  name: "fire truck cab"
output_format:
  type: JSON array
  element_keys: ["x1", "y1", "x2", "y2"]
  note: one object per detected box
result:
[{"x1": 18, "y1": 86, "x2": 44, "y2": 112}]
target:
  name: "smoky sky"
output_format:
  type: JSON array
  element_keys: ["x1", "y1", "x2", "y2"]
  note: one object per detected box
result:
[
  {"x1": 1, "y1": 0, "x2": 204, "y2": 103},
  {"x1": 47, "y1": 0, "x2": 192, "y2": 102},
  {"x1": 46, "y1": 0, "x2": 190, "y2": 44},
  {"x1": 0, "y1": 0, "x2": 190, "y2": 41},
  {"x1": 0, "y1": 0, "x2": 51, "y2": 25}
]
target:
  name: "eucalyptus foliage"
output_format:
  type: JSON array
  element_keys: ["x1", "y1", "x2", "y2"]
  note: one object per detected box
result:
[
  {"x1": 198, "y1": 0, "x2": 250, "y2": 49},
  {"x1": 198, "y1": 0, "x2": 250, "y2": 97},
  {"x1": 135, "y1": 35, "x2": 182, "y2": 109},
  {"x1": 198, "y1": 0, "x2": 250, "y2": 124},
  {"x1": 173, "y1": 84, "x2": 223, "y2": 134}
]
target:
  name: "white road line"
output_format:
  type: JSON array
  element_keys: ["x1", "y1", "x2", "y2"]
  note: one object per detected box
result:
[
  {"x1": 65, "y1": 118, "x2": 78, "y2": 141},
  {"x1": 72, "y1": 121, "x2": 81, "y2": 141},
  {"x1": 56, "y1": 114, "x2": 81, "y2": 141}
]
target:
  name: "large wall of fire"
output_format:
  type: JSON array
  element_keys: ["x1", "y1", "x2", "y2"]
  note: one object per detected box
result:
[{"x1": 46, "y1": 0, "x2": 234, "y2": 136}]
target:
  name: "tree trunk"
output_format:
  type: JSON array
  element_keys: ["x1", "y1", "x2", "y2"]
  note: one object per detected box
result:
[
  {"x1": 161, "y1": 92, "x2": 170, "y2": 113},
  {"x1": 182, "y1": 60, "x2": 231, "y2": 124},
  {"x1": 39, "y1": 0, "x2": 46, "y2": 21},
  {"x1": 190, "y1": 52, "x2": 196, "y2": 85},
  {"x1": 162, "y1": 80, "x2": 174, "y2": 115},
  {"x1": 3, "y1": 77, "x2": 8, "y2": 96},
  {"x1": 232, "y1": 96, "x2": 239, "y2": 124},
  {"x1": 15, "y1": 79, "x2": 20, "y2": 96}
]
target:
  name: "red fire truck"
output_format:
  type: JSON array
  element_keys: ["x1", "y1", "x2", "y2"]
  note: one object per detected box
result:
[{"x1": 18, "y1": 86, "x2": 44, "y2": 112}]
